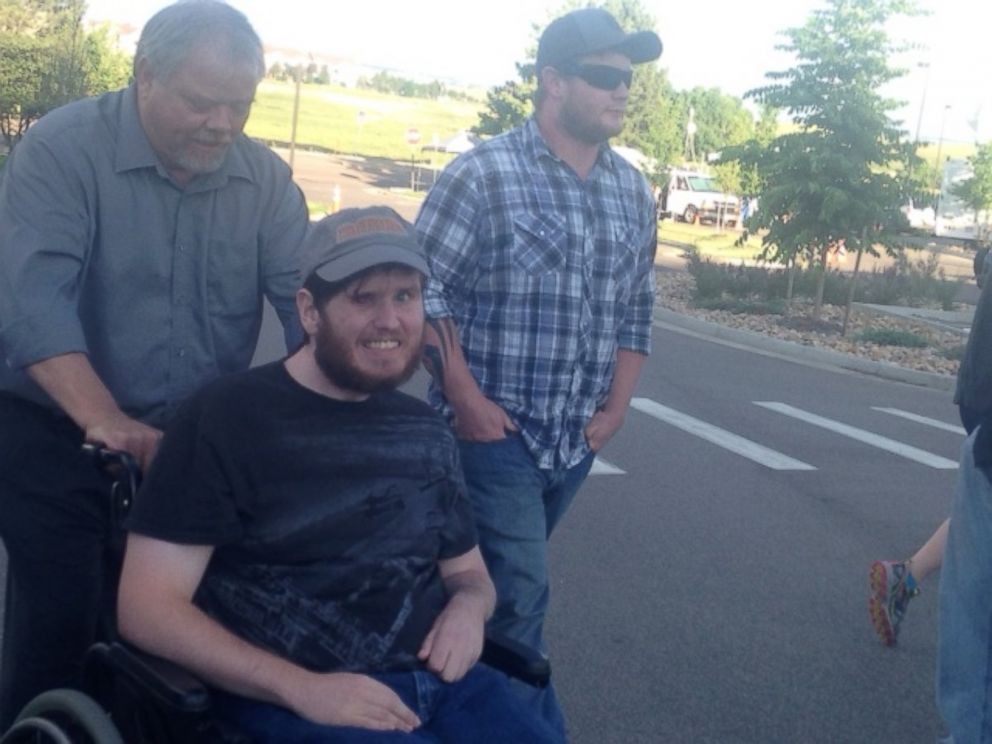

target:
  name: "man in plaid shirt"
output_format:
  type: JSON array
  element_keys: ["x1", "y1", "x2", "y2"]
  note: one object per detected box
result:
[{"x1": 415, "y1": 7, "x2": 662, "y2": 736}]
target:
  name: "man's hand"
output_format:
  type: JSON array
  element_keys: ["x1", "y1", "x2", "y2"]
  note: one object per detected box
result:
[
  {"x1": 26, "y1": 352, "x2": 163, "y2": 470},
  {"x1": 285, "y1": 671, "x2": 421, "y2": 732},
  {"x1": 86, "y1": 412, "x2": 162, "y2": 472},
  {"x1": 451, "y1": 395, "x2": 517, "y2": 442},
  {"x1": 584, "y1": 407, "x2": 625, "y2": 453},
  {"x1": 417, "y1": 593, "x2": 487, "y2": 683}
]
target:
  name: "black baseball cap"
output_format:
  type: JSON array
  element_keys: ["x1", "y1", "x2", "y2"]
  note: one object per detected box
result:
[
  {"x1": 304, "y1": 206, "x2": 428, "y2": 283},
  {"x1": 536, "y1": 7, "x2": 662, "y2": 72}
]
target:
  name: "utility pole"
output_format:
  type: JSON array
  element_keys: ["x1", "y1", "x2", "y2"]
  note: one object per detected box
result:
[
  {"x1": 934, "y1": 104, "x2": 952, "y2": 176},
  {"x1": 684, "y1": 106, "x2": 697, "y2": 165},
  {"x1": 907, "y1": 61, "x2": 930, "y2": 194},
  {"x1": 289, "y1": 66, "x2": 301, "y2": 170}
]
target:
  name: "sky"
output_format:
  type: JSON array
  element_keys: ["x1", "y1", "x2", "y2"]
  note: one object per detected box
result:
[{"x1": 84, "y1": 0, "x2": 992, "y2": 146}]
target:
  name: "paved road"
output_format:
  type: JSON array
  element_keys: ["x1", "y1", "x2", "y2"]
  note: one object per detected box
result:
[{"x1": 549, "y1": 322, "x2": 956, "y2": 743}]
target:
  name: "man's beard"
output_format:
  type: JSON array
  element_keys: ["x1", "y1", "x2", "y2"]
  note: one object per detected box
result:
[
  {"x1": 313, "y1": 321, "x2": 424, "y2": 395},
  {"x1": 560, "y1": 97, "x2": 623, "y2": 144},
  {"x1": 174, "y1": 140, "x2": 231, "y2": 175}
]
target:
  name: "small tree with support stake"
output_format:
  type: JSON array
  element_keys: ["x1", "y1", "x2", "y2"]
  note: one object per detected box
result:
[{"x1": 723, "y1": 0, "x2": 921, "y2": 330}]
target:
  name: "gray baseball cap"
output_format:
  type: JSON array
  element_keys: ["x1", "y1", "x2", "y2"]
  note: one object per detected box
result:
[
  {"x1": 304, "y1": 206, "x2": 428, "y2": 282},
  {"x1": 536, "y1": 7, "x2": 662, "y2": 72}
]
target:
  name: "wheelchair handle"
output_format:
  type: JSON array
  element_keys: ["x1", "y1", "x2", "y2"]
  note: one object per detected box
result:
[{"x1": 81, "y1": 443, "x2": 142, "y2": 524}]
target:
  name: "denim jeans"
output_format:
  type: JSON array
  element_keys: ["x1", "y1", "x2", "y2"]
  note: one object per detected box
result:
[
  {"x1": 457, "y1": 434, "x2": 595, "y2": 740},
  {"x1": 938, "y1": 429, "x2": 992, "y2": 744},
  {"x1": 211, "y1": 664, "x2": 561, "y2": 743}
]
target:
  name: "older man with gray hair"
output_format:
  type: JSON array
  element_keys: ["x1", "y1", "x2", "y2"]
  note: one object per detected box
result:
[{"x1": 0, "y1": 0, "x2": 308, "y2": 725}]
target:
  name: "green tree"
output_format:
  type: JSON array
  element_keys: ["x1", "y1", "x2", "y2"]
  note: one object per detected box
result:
[
  {"x1": 952, "y1": 142, "x2": 992, "y2": 244},
  {"x1": 733, "y1": 104, "x2": 779, "y2": 197},
  {"x1": 725, "y1": 0, "x2": 918, "y2": 324},
  {"x1": 473, "y1": 66, "x2": 535, "y2": 136},
  {"x1": 0, "y1": 33, "x2": 48, "y2": 146},
  {"x1": 676, "y1": 87, "x2": 753, "y2": 161},
  {"x1": 79, "y1": 22, "x2": 131, "y2": 94},
  {"x1": 0, "y1": 0, "x2": 131, "y2": 149}
]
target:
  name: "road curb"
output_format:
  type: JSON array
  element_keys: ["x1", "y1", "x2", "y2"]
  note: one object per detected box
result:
[{"x1": 652, "y1": 307, "x2": 957, "y2": 392}]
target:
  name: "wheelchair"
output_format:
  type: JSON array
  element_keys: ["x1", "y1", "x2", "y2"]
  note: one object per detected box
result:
[{"x1": 0, "y1": 447, "x2": 551, "y2": 743}]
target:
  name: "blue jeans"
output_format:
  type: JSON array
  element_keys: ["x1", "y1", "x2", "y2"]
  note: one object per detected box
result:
[
  {"x1": 457, "y1": 435, "x2": 595, "y2": 740},
  {"x1": 211, "y1": 665, "x2": 561, "y2": 743},
  {"x1": 938, "y1": 429, "x2": 992, "y2": 743}
]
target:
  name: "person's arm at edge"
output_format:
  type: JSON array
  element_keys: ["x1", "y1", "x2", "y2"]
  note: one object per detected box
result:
[
  {"x1": 417, "y1": 545, "x2": 495, "y2": 683},
  {"x1": 27, "y1": 353, "x2": 162, "y2": 470},
  {"x1": 118, "y1": 533, "x2": 421, "y2": 732},
  {"x1": 584, "y1": 185, "x2": 656, "y2": 453},
  {"x1": 260, "y1": 168, "x2": 310, "y2": 353},
  {"x1": 423, "y1": 317, "x2": 517, "y2": 442}
]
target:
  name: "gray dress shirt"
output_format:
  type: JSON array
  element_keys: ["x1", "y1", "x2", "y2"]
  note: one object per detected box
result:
[{"x1": 0, "y1": 85, "x2": 309, "y2": 427}]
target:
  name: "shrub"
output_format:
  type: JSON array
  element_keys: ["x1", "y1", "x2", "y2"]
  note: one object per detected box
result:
[
  {"x1": 855, "y1": 328, "x2": 929, "y2": 347},
  {"x1": 941, "y1": 344, "x2": 967, "y2": 361},
  {"x1": 684, "y1": 248, "x2": 962, "y2": 310},
  {"x1": 692, "y1": 297, "x2": 787, "y2": 315}
]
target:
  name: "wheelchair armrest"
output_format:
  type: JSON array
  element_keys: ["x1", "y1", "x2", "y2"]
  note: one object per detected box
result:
[
  {"x1": 86, "y1": 642, "x2": 210, "y2": 713},
  {"x1": 480, "y1": 631, "x2": 551, "y2": 689}
]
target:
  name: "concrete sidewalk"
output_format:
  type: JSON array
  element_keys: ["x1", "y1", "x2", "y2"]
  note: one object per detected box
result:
[
  {"x1": 855, "y1": 302, "x2": 973, "y2": 336},
  {"x1": 653, "y1": 305, "x2": 960, "y2": 393}
]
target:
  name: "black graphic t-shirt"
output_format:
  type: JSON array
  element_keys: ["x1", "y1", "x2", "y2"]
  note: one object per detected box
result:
[{"x1": 125, "y1": 361, "x2": 477, "y2": 674}]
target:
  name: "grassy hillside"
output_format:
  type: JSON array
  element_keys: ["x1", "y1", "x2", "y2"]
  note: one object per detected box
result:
[{"x1": 246, "y1": 80, "x2": 484, "y2": 161}]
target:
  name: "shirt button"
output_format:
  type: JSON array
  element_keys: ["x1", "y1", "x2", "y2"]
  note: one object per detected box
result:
[{"x1": 177, "y1": 348, "x2": 186, "y2": 358}]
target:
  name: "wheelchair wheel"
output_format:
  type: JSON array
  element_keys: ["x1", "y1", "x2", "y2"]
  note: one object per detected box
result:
[{"x1": 2, "y1": 689, "x2": 122, "y2": 744}]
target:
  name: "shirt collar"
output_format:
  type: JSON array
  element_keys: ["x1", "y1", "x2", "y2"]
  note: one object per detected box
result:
[
  {"x1": 524, "y1": 116, "x2": 617, "y2": 174},
  {"x1": 114, "y1": 84, "x2": 255, "y2": 189}
]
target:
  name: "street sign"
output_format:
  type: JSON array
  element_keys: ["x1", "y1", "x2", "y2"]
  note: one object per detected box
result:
[{"x1": 405, "y1": 127, "x2": 421, "y2": 146}]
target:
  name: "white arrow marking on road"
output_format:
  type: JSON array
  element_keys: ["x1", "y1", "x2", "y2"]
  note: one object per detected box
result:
[
  {"x1": 630, "y1": 398, "x2": 816, "y2": 471},
  {"x1": 755, "y1": 402, "x2": 959, "y2": 469},
  {"x1": 590, "y1": 457, "x2": 626, "y2": 475},
  {"x1": 871, "y1": 407, "x2": 967, "y2": 435}
]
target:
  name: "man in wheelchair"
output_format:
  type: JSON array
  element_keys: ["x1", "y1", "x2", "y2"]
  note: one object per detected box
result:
[{"x1": 116, "y1": 207, "x2": 560, "y2": 743}]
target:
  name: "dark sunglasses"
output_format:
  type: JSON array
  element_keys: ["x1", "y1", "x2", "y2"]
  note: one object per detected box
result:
[{"x1": 558, "y1": 62, "x2": 633, "y2": 91}]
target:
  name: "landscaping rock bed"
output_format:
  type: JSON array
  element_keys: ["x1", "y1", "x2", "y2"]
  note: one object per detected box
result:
[{"x1": 655, "y1": 269, "x2": 965, "y2": 377}]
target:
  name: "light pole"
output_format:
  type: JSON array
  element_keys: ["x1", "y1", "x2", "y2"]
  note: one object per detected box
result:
[
  {"x1": 932, "y1": 104, "x2": 952, "y2": 214},
  {"x1": 912, "y1": 62, "x2": 930, "y2": 147},
  {"x1": 907, "y1": 62, "x2": 930, "y2": 198},
  {"x1": 934, "y1": 104, "x2": 952, "y2": 176}
]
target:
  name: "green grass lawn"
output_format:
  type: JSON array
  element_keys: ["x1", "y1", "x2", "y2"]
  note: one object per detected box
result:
[
  {"x1": 246, "y1": 80, "x2": 483, "y2": 161},
  {"x1": 659, "y1": 220, "x2": 772, "y2": 263}
]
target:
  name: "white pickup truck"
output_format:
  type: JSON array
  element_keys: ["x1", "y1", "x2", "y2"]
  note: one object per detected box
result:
[{"x1": 657, "y1": 168, "x2": 740, "y2": 227}]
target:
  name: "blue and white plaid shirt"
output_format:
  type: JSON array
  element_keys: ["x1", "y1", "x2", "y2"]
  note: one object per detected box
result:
[{"x1": 416, "y1": 118, "x2": 657, "y2": 470}]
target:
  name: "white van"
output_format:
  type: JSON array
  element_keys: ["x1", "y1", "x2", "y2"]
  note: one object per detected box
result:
[
  {"x1": 935, "y1": 158, "x2": 988, "y2": 243},
  {"x1": 657, "y1": 168, "x2": 740, "y2": 227}
]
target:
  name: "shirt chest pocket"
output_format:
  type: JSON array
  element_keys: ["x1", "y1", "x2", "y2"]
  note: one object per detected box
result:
[{"x1": 511, "y1": 213, "x2": 567, "y2": 275}]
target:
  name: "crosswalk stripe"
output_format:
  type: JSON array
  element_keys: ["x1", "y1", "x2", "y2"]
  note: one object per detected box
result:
[
  {"x1": 871, "y1": 407, "x2": 967, "y2": 435},
  {"x1": 755, "y1": 402, "x2": 959, "y2": 469},
  {"x1": 630, "y1": 398, "x2": 816, "y2": 471},
  {"x1": 591, "y1": 458, "x2": 625, "y2": 475}
]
